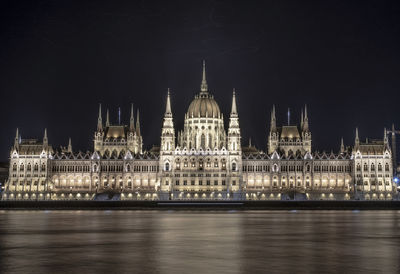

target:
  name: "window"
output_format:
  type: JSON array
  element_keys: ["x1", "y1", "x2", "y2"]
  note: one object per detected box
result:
[
  {"x1": 207, "y1": 180, "x2": 210, "y2": 185},
  {"x1": 371, "y1": 164, "x2": 375, "y2": 171},
  {"x1": 214, "y1": 180, "x2": 218, "y2": 185},
  {"x1": 232, "y1": 162, "x2": 237, "y2": 171},
  {"x1": 356, "y1": 164, "x2": 361, "y2": 172},
  {"x1": 175, "y1": 180, "x2": 179, "y2": 185},
  {"x1": 20, "y1": 164, "x2": 24, "y2": 172},
  {"x1": 363, "y1": 164, "x2": 368, "y2": 172},
  {"x1": 201, "y1": 134, "x2": 206, "y2": 148},
  {"x1": 222, "y1": 180, "x2": 226, "y2": 185},
  {"x1": 232, "y1": 180, "x2": 236, "y2": 186},
  {"x1": 385, "y1": 163, "x2": 389, "y2": 172},
  {"x1": 191, "y1": 181, "x2": 195, "y2": 186},
  {"x1": 165, "y1": 162, "x2": 170, "y2": 171},
  {"x1": 199, "y1": 180, "x2": 203, "y2": 185},
  {"x1": 183, "y1": 180, "x2": 187, "y2": 185},
  {"x1": 378, "y1": 163, "x2": 382, "y2": 172}
]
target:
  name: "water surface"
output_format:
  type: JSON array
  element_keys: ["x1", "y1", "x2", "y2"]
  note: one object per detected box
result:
[{"x1": 0, "y1": 210, "x2": 399, "y2": 273}]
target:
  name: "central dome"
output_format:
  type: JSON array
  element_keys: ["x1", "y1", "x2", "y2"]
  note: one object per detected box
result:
[
  {"x1": 187, "y1": 92, "x2": 221, "y2": 118},
  {"x1": 186, "y1": 60, "x2": 221, "y2": 118}
]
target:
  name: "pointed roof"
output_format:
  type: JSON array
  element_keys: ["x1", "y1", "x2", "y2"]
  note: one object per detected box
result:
[
  {"x1": 68, "y1": 137, "x2": 72, "y2": 153},
  {"x1": 200, "y1": 60, "x2": 208, "y2": 93},
  {"x1": 355, "y1": 127, "x2": 359, "y2": 145},
  {"x1": 270, "y1": 105, "x2": 277, "y2": 132},
  {"x1": 136, "y1": 109, "x2": 141, "y2": 136},
  {"x1": 303, "y1": 104, "x2": 309, "y2": 131},
  {"x1": 340, "y1": 137, "x2": 344, "y2": 153},
  {"x1": 97, "y1": 103, "x2": 103, "y2": 131},
  {"x1": 130, "y1": 103, "x2": 135, "y2": 131},
  {"x1": 106, "y1": 109, "x2": 110, "y2": 127},
  {"x1": 165, "y1": 88, "x2": 172, "y2": 115},
  {"x1": 230, "y1": 88, "x2": 237, "y2": 115}
]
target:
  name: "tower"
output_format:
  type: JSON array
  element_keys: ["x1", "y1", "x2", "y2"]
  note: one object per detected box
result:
[
  {"x1": 94, "y1": 104, "x2": 105, "y2": 152},
  {"x1": 392, "y1": 124, "x2": 397, "y2": 171},
  {"x1": 14, "y1": 128, "x2": 19, "y2": 149},
  {"x1": 302, "y1": 104, "x2": 311, "y2": 152},
  {"x1": 160, "y1": 89, "x2": 175, "y2": 154},
  {"x1": 43, "y1": 128, "x2": 48, "y2": 148},
  {"x1": 355, "y1": 127, "x2": 360, "y2": 150},
  {"x1": 228, "y1": 89, "x2": 241, "y2": 154},
  {"x1": 268, "y1": 105, "x2": 278, "y2": 154}
]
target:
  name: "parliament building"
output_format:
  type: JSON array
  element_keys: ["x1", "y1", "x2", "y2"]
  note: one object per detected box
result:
[{"x1": 2, "y1": 62, "x2": 396, "y2": 201}]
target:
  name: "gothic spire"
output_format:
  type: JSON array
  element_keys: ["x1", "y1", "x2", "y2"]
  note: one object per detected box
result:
[
  {"x1": 270, "y1": 105, "x2": 277, "y2": 132},
  {"x1": 68, "y1": 137, "x2": 72, "y2": 153},
  {"x1": 384, "y1": 127, "x2": 388, "y2": 145},
  {"x1": 136, "y1": 109, "x2": 141, "y2": 136},
  {"x1": 43, "y1": 128, "x2": 48, "y2": 147},
  {"x1": 97, "y1": 104, "x2": 103, "y2": 131},
  {"x1": 303, "y1": 104, "x2": 309, "y2": 131},
  {"x1": 130, "y1": 103, "x2": 135, "y2": 131},
  {"x1": 340, "y1": 137, "x2": 344, "y2": 153},
  {"x1": 106, "y1": 109, "x2": 110, "y2": 127},
  {"x1": 355, "y1": 127, "x2": 360, "y2": 147},
  {"x1": 165, "y1": 88, "x2": 172, "y2": 115},
  {"x1": 231, "y1": 88, "x2": 237, "y2": 115},
  {"x1": 301, "y1": 109, "x2": 304, "y2": 129},
  {"x1": 14, "y1": 128, "x2": 19, "y2": 147},
  {"x1": 200, "y1": 60, "x2": 208, "y2": 92}
]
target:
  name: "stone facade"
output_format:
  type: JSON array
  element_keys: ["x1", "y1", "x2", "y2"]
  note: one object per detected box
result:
[{"x1": 2, "y1": 63, "x2": 396, "y2": 201}]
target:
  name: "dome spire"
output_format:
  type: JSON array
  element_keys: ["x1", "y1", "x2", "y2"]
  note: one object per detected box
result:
[{"x1": 200, "y1": 60, "x2": 208, "y2": 92}]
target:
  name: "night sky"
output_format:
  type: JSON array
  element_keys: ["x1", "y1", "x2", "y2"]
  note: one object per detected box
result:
[{"x1": 1, "y1": 1, "x2": 399, "y2": 162}]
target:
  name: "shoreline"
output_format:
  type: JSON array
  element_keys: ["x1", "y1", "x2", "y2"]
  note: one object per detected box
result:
[{"x1": 1, "y1": 200, "x2": 400, "y2": 210}]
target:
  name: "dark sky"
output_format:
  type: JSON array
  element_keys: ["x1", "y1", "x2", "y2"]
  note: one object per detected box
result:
[{"x1": 1, "y1": 0, "x2": 400, "y2": 162}]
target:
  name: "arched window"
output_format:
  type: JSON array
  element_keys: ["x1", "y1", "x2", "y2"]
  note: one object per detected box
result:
[
  {"x1": 232, "y1": 162, "x2": 237, "y2": 171},
  {"x1": 363, "y1": 164, "x2": 368, "y2": 172},
  {"x1": 378, "y1": 163, "x2": 382, "y2": 172},
  {"x1": 12, "y1": 163, "x2": 17, "y2": 172},
  {"x1": 165, "y1": 162, "x2": 170, "y2": 171},
  {"x1": 371, "y1": 163, "x2": 375, "y2": 171},
  {"x1": 306, "y1": 164, "x2": 310, "y2": 172},
  {"x1": 41, "y1": 164, "x2": 46, "y2": 172},
  {"x1": 208, "y1": 134, "x2": 212, "y2": 148},
  {"x1": 201, "y1": 134, "x2": 206, "y2": 149},
  {"x1": 126, "y1": 164, "x2": 130, "y2": 172},
  {"x1": 20, "y1": 164, "x2": 24, "y2": 172},
  {"x1": 27, "y1": 163, "x2": 31, "y2": 171},
  {"x1": 385, "y1": 163, "x2": 389, "y2": 172},
  {"x1": 34, "y1": 164, "x2": 39, "y2": 172},
  {"x1": 356, "y1": 164, "x2": 361, "y2": 172}
]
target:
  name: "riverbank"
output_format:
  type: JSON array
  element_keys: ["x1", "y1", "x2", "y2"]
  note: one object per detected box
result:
[{"x1": 1, "y1": 200, "x2": 400, "y2": 210}]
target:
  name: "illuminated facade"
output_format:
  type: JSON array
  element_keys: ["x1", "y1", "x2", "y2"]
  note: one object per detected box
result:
[{"x1": 2, "y1": 62, "x2": 396, "y2": 201}]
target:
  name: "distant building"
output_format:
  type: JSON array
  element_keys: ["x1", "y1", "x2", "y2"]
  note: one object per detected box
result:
[{"x1": 2, "y1": 62, "x2": 396, "y2": 201}]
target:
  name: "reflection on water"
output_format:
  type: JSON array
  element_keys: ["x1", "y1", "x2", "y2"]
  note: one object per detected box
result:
[{"x1": 0, "y1": 210, "x2": 399, "y2": 274}]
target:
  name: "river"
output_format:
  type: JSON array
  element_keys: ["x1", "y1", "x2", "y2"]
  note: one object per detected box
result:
[{"x1": 0, "y1": 210, "x2": 399, "y2": 273}]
